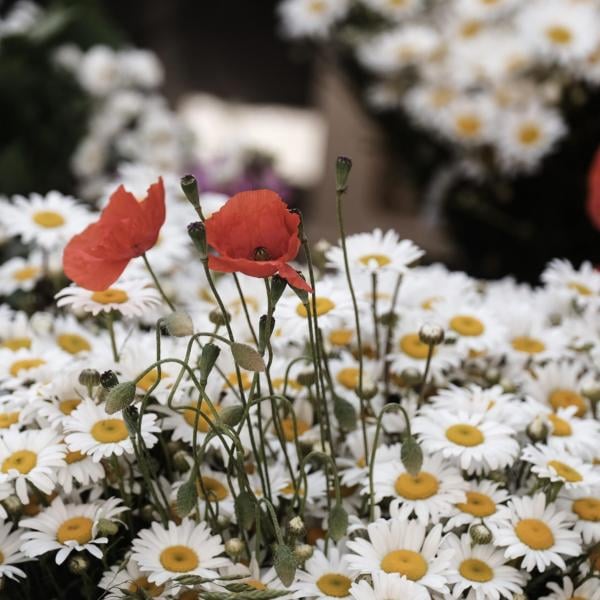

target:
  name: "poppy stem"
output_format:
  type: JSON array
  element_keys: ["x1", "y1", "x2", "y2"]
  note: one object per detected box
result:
[
  {"x1": 105, "y1": 311, "x2": 119, "y2": 363},
  {"x1": 142, "y1": 253, "x2": 176, "y2": 311}
]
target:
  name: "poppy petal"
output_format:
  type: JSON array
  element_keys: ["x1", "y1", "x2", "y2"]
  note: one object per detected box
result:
[{"x1": 278, "y1": 263, "x2": 312, "y2": 292}]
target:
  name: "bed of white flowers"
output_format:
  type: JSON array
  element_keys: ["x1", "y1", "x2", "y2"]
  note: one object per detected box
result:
[{"x1": 0, "y1": 157, "x2": 600, "y2": 600}]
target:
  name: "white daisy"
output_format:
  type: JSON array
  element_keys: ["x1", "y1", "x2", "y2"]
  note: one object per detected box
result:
[
  {"x1": 279, "y1": 0, "x2": 350, "y2": 38},
  {"x1": 360, "y1": 0, "x2": 424, "y2": 22},
  {"x1": 542, "y1": 258, "x2": 600, "y2": 303},
  {"x1": 0, "y1": 520, "x2": 29, "y2": 581},
  {"x1": 557, "y1": 488, "x2": 600, "y2": 545},
  {"x1": 439, "y1": 94, "x2": 497, "y2": 147},
  {"x1": 0, "y1": 253, "x2": 45, "y2": 296},
  {"x1": 544, "y1": 407, "x2": 600, "y2": 461},
  {"x1": 494, "y1": 493, "x2": 581, "y2": 572},
  {"x1": 99, "y1": 556, "x2": 168, "y2": 599},
  {"x1": 55, "y1": 446, "x2": 105, "y2": 495},
  {"x1": 540, "y1": 576, "x2": 600, "y2": 600},
  {"x1": 349, "y1": 571, "x2": 431, "y2": 600}
]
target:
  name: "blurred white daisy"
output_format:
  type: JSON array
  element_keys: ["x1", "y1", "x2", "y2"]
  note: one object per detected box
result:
[
  {"x1": 279, "y1": 0, "x2": 350, "y2": 38},
  {"x1": 0, "y1": 253, "x2": 45, "y2": 296},
  {"x1": 540, "y1": 576, "x2": 600, "y2": 600},
  {"x1": 542, "y1": 258, "x2": 600, "y2": 302},
  {"x1": 99, "y1": 556, "x2": 167, "y2": 599},
  {"x1": 361, "y1": 0, "x2": 424, "y2": 22},
  {"x1": 349, "y1": 571, "x2": 431, "y2": 600},
  {"x1": 0, "y1": 520, "x2": 29, "y2": 582},
  {"x1": 557, "y1": 488, "x2": 600, "y2": 545}
]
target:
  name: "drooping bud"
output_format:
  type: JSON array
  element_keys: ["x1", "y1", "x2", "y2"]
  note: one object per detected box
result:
[
  {"x1": 164, "y1": 311, "x2": 194, "y2": 337},
  {"x1": 292, "y1": 543, "x2": 313, "y2": 565},
  {"x1": 180, "y1": 174, "x2": 201, "y2": 211},
  {"x1": 105, "y1": 381, "x2": 136, "y2": 415},
  {"x1": 297, "y1": 371, "x2": 316, "y2": 387},
  {"x1": 188, "y1": 221, "x2": 208, "y2": 260},
  {"x1": 96, "y1": 518, "x2": 119, "y2": 537},
  {"x1": 329, "y1": 504, "x2": 348, "y2": 542},
  {"x1": 100, "y1": 370, "x2": 119, "y2": 390},
  {"x1": 270, "y1": 275, "x2": 287, "y2": 306},
  {"x1": 258, "y1": 315, "x2": 275, "y2": 354},
  {"x1": 356, "y1": 375, "x2": 378, "y2": 400},
  {"x1": 2, "y1": 495, "x2": 22, "y2": 516},
  {"x1": 401, "y1": 435, "x2": 423, "y2": 476},
  {"x1": 470, "y1": 522, "x2": 493, "y2": 545},
  {"x1": 527, "y1": 415, "x2": 549, "y2": 444},
  {"x1": 209, "y1": 308, "x2": 230, "y2": 326},
  {"x1": 288, "y1": 516, "x2": 305, "y2": 537},
  {"x1": 199, "y1": 342, "x2": 221, "y2": 384},
  {"x1": 216, "y1": 514, "x2": 231, "y2": 530},
  {"x1": 418, "y1": 322, "x2": 445, "y2": 346},
  {"x1": 219, "y1": 405, "x2": 244, "y2": 427},
  {"x1": 78, "y1": 369, "x2": 100, "y2": 389},
  {"x1": 335, "y1": 156, "x2": 352, "y2": 193},
  {"x1": 225, "y1": 537, "x2": 244, "y2": 560},
  {"x1": 173, "y1": 450, "x2": 191, "y2": 472}
]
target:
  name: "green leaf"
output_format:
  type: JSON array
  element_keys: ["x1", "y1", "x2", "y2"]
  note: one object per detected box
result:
[{"x1": 231, "y1": 342, "x2": 266, "y2": 372}]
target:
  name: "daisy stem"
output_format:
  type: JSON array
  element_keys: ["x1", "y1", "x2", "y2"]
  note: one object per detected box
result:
[
  {"x1": 371, "y1": 272, "x2": 380, "y2": 359},
  {"x1": 142, "y1": 253, "x2": 175, "y2": 311},
  {"x1": 383, "y1": 274, "x2": 403, "y2": 400},
  {"x1": 417, "y1": 343, "x2": 435, "y2": 408},
  {"x1": 105, "y1": 311, "x2": 119, "y2": 363}
]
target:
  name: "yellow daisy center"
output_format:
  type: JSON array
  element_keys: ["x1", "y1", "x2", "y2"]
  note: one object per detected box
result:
[
  {"x1": 309, "y1": 0, "x2": 326, "y2": 13},
  {"x1": 399, "y1": 333, "x2": 433, "y2": 359},
  {"x1": 421, "y1": 296, "x2": 441, "y2": 310},
  {"x1": 549, "y1": 389, "x2": 586, "y2": 417},
  {"x1": 12, "y1": 266, "x2": 40, "y2": 282},
  {"x1": 56, "y1": 516, "x2": 93, "y2": 544},
  {"x1": 33, "y1": 210, "x2": 65, "y2": 228},
  {"x1": 518, "y1": 124, "x2": 542, "y2": 146},
  {"x1": 90, "y1": 289, "x2": 129, "y2": 304},
  {"x1": 394, "y1": 471, "x2": 439, "y2": 500},
  {"x1": 546, "y1": 25, "x2": 573, "y2": 45},
  {"x1": 9, "y1": 358, "x2": 45, "y2": 377},
  {"x1": 358, "y1": 254, "x2": 391, "y2": 268},
  {"x1": 430, "y1": 89, "x2": 454, "y2": 109},
  {"x1": 455, "y1": 114, "x2": 482, "y2": 137},
  {"x1": 511, "y1": 336, "x2": 545, "y2": 354},
  {"x1": 281, "y1": 418, "x2": 310, "y2": 442},
  {"x1": 572, "y1": 497, "x2": 600, "y2": 522},
  {"x1": 1, "y1": 337, "x2": 32, "y2": 351},
  {"x1": 183, "y1": 402, "x2": 220, "y2": 433},
  {"x1": 461, "y1": 20, "x2": 482, "y2": 38},
  {"x1": 2, "y1": 449, "x2": 37, "y2": 474},
  {"x1": 59, "y1": 398, "x2": 81, "y2": 415},
  {"x1": 380, "y1": 550, "x2": 427, "y2": 580},
  {"x1": 159, "y1": 545, "x2": 199, "y2": 573},
  {"x1": 197, "y1": 476, "x2": 229, "y2": 501},
  {"x1": 336, "y1": 367, "x2": 359, "y2": 390},
  {"x1": 128, "y1": 577, "x2": 164, "y2": 597},
  {"x1": 91, "y1": 419, "x2": 128, "y2": 443},
  {"x1": 515, "y1": 519, "x2": 554, "y2": 550},
  {"x1": 0, "y1": 412, "x2": 20, "y2": 429},
  {"x1": 548, "y1": 413, "x2": 572, "y2": 437},
  {"x1": 568, "y1": 281, "x2": 593, "y2": 296},
  {"x1": 456, "y1": 491, "x2": 497, "y2": 517},
  {"x1": 446, "y1": 424, "x2": 485, "y2": 447},
  {"x1": 450, "y1": 315, "x2": 485, "y2": 337},
  {"x1": 459, "y1": 558, "x2": 494, "y2": 583},
  {"x1": 329, "y1": 328, "x2": 353, "y2": 346},
  {"x1": 296, "y1": 297, "x2": 335, "y2": 318},
  {"x1": 65, "y1": 450, "x2": 85, "y2": 464},
  {"x1": 137, "y1": 369, "x2": 169, "y2": 392},
  {"x1": 57, "y1": 333, "x2": 91, "y2": 355},
  {"x1": 548, "y1": 460, "x2": 582, "y2": 483},
  {"x1": 316, "y1": 573, "x2": 352, "y2": 598},
  {"x1": 225, "y1": 371, "x2": 252, "y2": 391}
]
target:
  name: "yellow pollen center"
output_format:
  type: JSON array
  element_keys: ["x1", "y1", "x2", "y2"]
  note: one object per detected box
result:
[
  {"x1": 421, "y1": 296, "x2": 441, "y2": 310},
  {"x1": 159, "y1": 545, "x2": 199, "y2": 573},
  {"x1": 246, "y1": 579, "x2": 266, "y2": 590},
  {"x1": 57, "y1": 333, "x2": 91, "y2": 355},
  {"x1": 399, "y1": 333, "x2": 433, "y2": 359},
  {"x1": 546, "y1": 25, "x2": 573, "y2": 45},
  {"x1": 65, "y1": 450, "x2": 85, "y2": 464},
  {"x1": 515, "y1": 519, "x2": 554, "y2": 550},
  {"x1": 358, "y1": 254, "x2": 391, "y2": 268},
  {"x1": 2, "y1": 449, "x2": 37, "y2": 474},
  {"x1": 456, "y1": 115, "x2": 482, "y2": 137},
  {"x1": 1, "y1": 337, "x2": 32, "y2": 351},
  {"x1": 329, "y1": 328, "x2": 353, "y2": 346},
  {"x1": 461, "y1": 20, "x2": 482, "y2": 38},
  {"x1": 56, "y1": 516, "x2": 93, "y2": 545},
  {"x1": 459, "y1": 558, "x2": 494, "y2": 583},
  {"x1": 272, "y1": 377, "x2": 302, "y2": 391},
  {"x1": 309, "y1": 0, "x2": 326, "y2": 13},
  {"x1": 456, "y1": 491, "x2": 497, "y2": 517},
  {"x1": 12, "y1": 266, "x2": 40, "y2": 281},
  {"x1": 183, "y1": 402, "x2": 220, "y2": 433},
  {"x1": 59, "y1": 398, "x2": 81, "y2": 415},
  {"x1": 197, "y1": 476, "x2": 229, "y2": 501},
  {"x1": 128, "y1": 577, "x2": 164, "y2": 597},
  {"x1": 9, "y1": 358, "x2": 45, "y2": 377},
  {"x1": 137, "y1": 369, "x2": 169, "y2": 392},
  {"x1": 446, "y1": 424, "x2": 484, "y2": 447},
  {"x1": 548, "y1": 414, "x2": 572, "y2": 437},
  {"x1": 0, "y1": 412, "x2": 19, "y2": 429},
  {"x1": 90, "y1": 419, "x2": 128, "y2": 443},
  {"x1": 394, "y1": 471, "x2": 439, "y2": 500},
  {"x1": 450, "y1": 315, "x2": 485, "y2": 336},
  {"x1": 511, "y1": 336, "x2": 545, "y2": 354},
  {"x1": 572, "y1": 497, "x2": 600, "y2": 521},
  {"x1": 296, "y1": 297, "x2": 335, "y2": 318},
  {"x1": 568, "y1": 281, "x2": 593, "y2": 296},
  {"x1": 90, "y1": 289, "x2": 129, "y2": 304},
  {"x1": 518, "y1": 124, "x2": 542, "y2": 146},
  {"x1": 336, "y1": 367, "x2": 359, "y2": 390},
  {"x1": 380, "y1": 550, "x2": 427, "y2": 580},
  {"x1": 549, "y1": 389, "x2": 587, "y2": 417},
  {"x1": 316, "y1": 573, "x2": 352, "y2": 598},
  {"x1": 225, "y1": 371, "x2": 252, "y2": 391},
  {"x1": 548, "y1": 460, "x2": 582, "y2": 483},
  {"x1": 281, "y1": 418, "x2": 310, "y2": 442},
  {"x1": 33, "y1": 210, "x2": 65, "y2": 228}
]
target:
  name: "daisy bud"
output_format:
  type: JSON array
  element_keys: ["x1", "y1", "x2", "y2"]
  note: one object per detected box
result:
[
  {"x1": 216, "y1": 515, "x2": 231, "y2": 530},
  {"x1": 583, "y1": 385, "x2": 600, "y2": 403},
  {"x1": 288, "y1": 516, "x2": 305, "y2": 537},
  {"x1": 484, "y1": 368, "x2": 501, "y2": 385},
  {"x1": 500, "y1": 378, "x2": 517, "y2": 394},
  {"x1": 67, "y1": 554, "x2": 90, "y2": 575},
  {"x1": 401, "y1": 435, "x2": 423, "y2": 476},
  {"x1": 379, "y1": 311, "x2": 398, "y2": 328},
  {"x1": 400, "y1": 367, "x2": 422, "y2": 386},
  {"x1": 209, "y1": 308, "x2": 230, "y2": 326},
  {"x1": 141, "y1": 504, "x2": 156, "y2": 522},
  {"x1": 96, "y1": 518, "x2": 119, "y2": 537},
  {"x1": 100, "y1": 370, "x2": 119, "y2": 390},
  {"x1": 164, "y1": 311, "x2": 194, "y2": 337},
  {"x1": 105, "y1": 381, "x2": 136, "y2": 415},
  {"x1": 188, "y1": 221, "x2": 208, "y2": 260},
  {"x1": 469, "y1": 523, "x2": 493, "y2": 545},
  {"x1": 356, "y1": 376, "x2": 378, "y2": 400},
  {"x1": 225, "y1": 537, "x2": 244, "y2": 560},
  {"x1": 173, "y1": 450, "x2": 191, "y2": 472},
  {"x1": 527, "y1": 415, "x2": 549, "y2": 443},
  {"x1": 2, "y1": 495, "x2": 22, "y2": 516},
  {"x1": 292, "y1": 543, "x2": 313, "y2": 565},
  {"x1": 418, "y1": 322, "x2": 445, "y2": 346},
  {"x1": 180, "y1": 174, "x2": 200, "y2": 210},
  {"x1": 297, "y1": 371, "x2": 316, "y2": 387},
  {"x1": 335, "y1": 155, "x2": 352, "y2": 193},
  {"x1": 78, "y1": 368, "x2": 100, "y2": 389}
]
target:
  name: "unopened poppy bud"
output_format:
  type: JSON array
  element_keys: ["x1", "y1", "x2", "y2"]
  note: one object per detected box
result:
[
  {"x1": 527, "y1": 415, "x2": 549, "y2": 443},
  {"x1": 225, "y1": 537, "x2": 244, "y2": 560},
  {"x1": 188, "y1": 221, "x2": 208, "y2": 260},
  {"x1": 79, "y1": 369, "x2": 100, "y2": 389},
  {"x1": 199, "y1": 342, "x2": 221, "y2": 383},
  {"x1": 164, "y1": 311, "x2": 194, "y2": 337},
  {"x1": 419, "y1": 322, "x2": 445, "y2": 346},
  {"x1": 401, "y1": 435, "x2": 423, "y2": 476},
  {"x1": 335, "y1": 156, "x2": 352, "y2": 193},
  {"x1": 219, "y1": 405, "x2": 244, "y2": 427},
  {"x1": 292, "y1": 543, "x2": 313, "y2": 565},
  {"x1": 297, "y1": 371, "x2": 316, "y2": 387},
  {"x1": 400, "y1": 367, "x2": 422, "y2": 386},
  {"x1": 2, "y1": 495, "x2": 22, "y2": 516},
  {"x1": 97, "y1": 518, "x2": 119, "y2": 537},
  {"x1": 105, "y1": 381, "x2": 136, "y2": 415},
  {"x1": 209, "y1": 308, "x2": 230, "y2": 326},
  {"x1": 181, "y1": 174, "x2": 200, "y2": 210},
  {"x1": 258, "y1": 315, "x2": 275, "y2": 354},
  {"x1": 100, "y1": 370, "x2": 119, "y2": 390},
  {"x1": 470, "y1": 523, "x2": 493, "y2": 545},
  {"x1": 288, "y1": 516, "x2": 305, "y2": 537},
  {"x1": 68, "y1": 554, "x2": 90, "y2": 575},
  {"x1": 173, "y1": 450, "x2": 191, "y2": 472},
  {"x1": 270, "y1": 275, "x2": 287, "y2": 306},
  {"x1": 329, "y1": 504, "x2": 348, "y2": 542}
]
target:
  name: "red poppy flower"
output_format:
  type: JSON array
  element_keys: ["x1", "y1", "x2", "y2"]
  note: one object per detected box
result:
[
  {"x1": 63, "y1": 178, "x2": 165, "y2": 291},
  {"x1": 588, "y1": 148, "x2": 600, "y2": 230},
  {"x1": 204, "y1": 189, "x2": 311, "y2": 291}
]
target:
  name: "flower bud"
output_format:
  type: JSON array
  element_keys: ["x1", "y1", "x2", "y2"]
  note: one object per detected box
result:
[
  {"x1": 583, "y1": 385, "x2": 600, "y2": 403},
  {"x1": 400, "y1": 367, "x2": 422, "y2": 386},
  {"x1": 288, "y1": 516, "x2": 305, "y2": 537},
  {"x1": 401, "y1": 435, "x2": 423, "y2": 476},
  {"x1": 292, "y1": 543, "x2": 313, "y2": 565},
  {"x1": 100, "y1": 370, "x2": 119, "y2": 390},
  {"x1": 141, "y1": 504, "x2": 156, "y2": 522},
  {"x1": 500, "y1": 378, "x2": 517, "y2": 394},
  {"x1": 96, "y1": 518, "x2": 119, "y2": 537},
  {"x1": 105, "y1": 381, "x2": 136, "y2": 415},
  {"x1": 270, "y1": 275, "x2": 287, "y2": 306},
  {"x1": 2, "y1": 495, "x2": 22, "y2": 516},
  {"x1": 219, "y1": 405, "x2": 244, "y2": 427},
  {"x1": 68, "y1": 554, "x2": 90, "y2": 575},
  {"x1": 419, "y1": 322, "x2": 445, "y2": 346},
  {"x1": 216, "y1": 515, "x2": 231, "y2": 530},
  {"x1": 199, "y1": 342, "x2": 221, "y2": 383},
  {"x1": 225, "y1": 537, "x2": 244, "y2": 560},
  {"x1": 173, "y1": 450, "x2": 191, "y2": 472},
  {"x1": 209, "y1": 308, "x2": 230, "y2": 326},
  {"x1": 484, "y1": 368, "x2": 501, "y2": 385},
  {"x1": 356, "y1": 375, "x2": 378, "y2": 400},
  {"x1": 469, "y1": 523, "x2": 493, "y2": 545},
  {"x1": 527, "y1": 415, "x2": 549, "y2": 444},
  {"x1": 297, "y1": 371, "x2": 316, "y2": 387},
  {"x1": 188, "y1": 221, "x2": 208, "y2": 260},
  {"x1": 335, "y1": 156, "x2": 352, "y2": 193},
  {"x1": 329, "y1": 504, "x2": 348, "y2": 542},
  {"x1": 78, "y1": 369, "x2": 100, "y2": 389},
  {"x1": 164, "y1": 311, "x2": 194, "y2": 337},
  {"x1": 181, "y1": 174, "x2": 200, "y2": 209},
  {"x1": 258, "y1": 315, "x2": 275, "y2": 354}
]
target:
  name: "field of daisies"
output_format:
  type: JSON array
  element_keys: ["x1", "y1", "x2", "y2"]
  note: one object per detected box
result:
[{"x1": 0, "y1": 156, "x2": 598, "y2": 600}]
